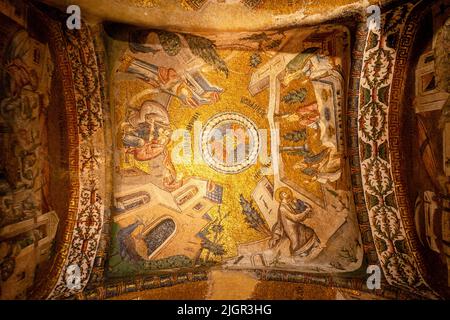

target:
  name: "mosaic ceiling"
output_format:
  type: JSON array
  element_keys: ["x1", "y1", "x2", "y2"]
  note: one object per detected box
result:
[{"x1": 108, "y1": 26, "x2": 362, "y2": 278}]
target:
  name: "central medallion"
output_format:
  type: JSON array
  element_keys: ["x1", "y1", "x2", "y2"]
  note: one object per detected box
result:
[{"x1": 201, "y1": 112, "x2": 260, "y2": 174}]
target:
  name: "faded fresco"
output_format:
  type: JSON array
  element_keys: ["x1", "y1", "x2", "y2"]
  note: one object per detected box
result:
[
  {"x1": 0, "y1": 1, "x2": 59, "y2": 299},
  {"x1": 108, "y1": 26, "x2": 363, "y2": 277},
  {"x1": 407, "y1": 10, "x2": 450, "y2": 288}
]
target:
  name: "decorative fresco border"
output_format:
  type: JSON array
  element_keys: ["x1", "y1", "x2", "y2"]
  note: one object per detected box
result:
[
  {"x1": 256, "y1": 270, "x2": 422, "y2": 299},
  {"x1": 30, "y1": 7, "x2": 79, "y2": 299},
  {"x1": 356, "y1": 0, "x2": 439, "y2": 298},
  {"x1": 386, "y1": 0, "x2": 431, "y2": 279},
  {"x1": 76, "y1": 269, "x2": 420, "y2": 300},
  {"x1": 30, "y1": 7, "x2": 106, "y2": 299},
  {"x1": 49, "y1": 23, "x2": 105, "y2": 300},
  {"x1": 347, "y1": 22, "x2": 380, "y2": 268},
  {"x1": 84, "y1": 24, "x2": 113, "y2": 289},
  {"x1": 76, "y1": 271, "x2": 208, "y2": 300}
]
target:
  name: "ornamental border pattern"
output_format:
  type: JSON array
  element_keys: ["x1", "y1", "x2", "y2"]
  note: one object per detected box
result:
[
  {"x1": 48, "y1": 23, "x2": 105, "y2": 299},
  {"x1": 77, "y1": 271, "x2": 208, "y2": 300},
  {"x1": 357, "y1": 0, "x2": 438, "y2": 298},
  {"x1": 347, "y1": 22, "x2": 380, "y2": 267},
  {"x1": 30, "y1": 8, "x2": 106, "y2": 299},
  {"x1": 387, "y1": 0, "x2": 430, "y2": 279},
  {"x1": 84, "y1": 24, "x2": 113, "y2": 289},
  {"x1": 30, "y1": 7, "x2": 80, "y2": 299}
]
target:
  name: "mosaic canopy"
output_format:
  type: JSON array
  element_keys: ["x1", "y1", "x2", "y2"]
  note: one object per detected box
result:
[{"x1": 108, "y1": 26, "x2": 363, "y2": 277}]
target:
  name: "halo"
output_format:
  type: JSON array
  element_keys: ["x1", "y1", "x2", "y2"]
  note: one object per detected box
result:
[{"x1": 274, "y1": 187, "x2": 293, "y2": 202}]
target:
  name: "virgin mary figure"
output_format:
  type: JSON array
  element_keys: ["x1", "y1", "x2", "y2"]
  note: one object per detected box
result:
[{"x1": 269, "y1": 187, "x2": 320, "y2": 257}]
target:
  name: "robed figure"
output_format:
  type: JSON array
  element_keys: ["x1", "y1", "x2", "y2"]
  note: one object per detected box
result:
[{"x1": 269, "y1": 187, "x2": 320, "y2": 257}]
